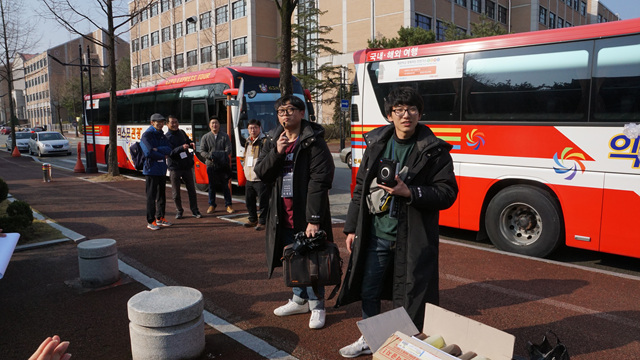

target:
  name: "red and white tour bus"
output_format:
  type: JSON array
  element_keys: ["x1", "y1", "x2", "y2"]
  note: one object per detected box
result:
[
  {"x1": 349, "y1": 18, "x2": 640, "y2": 258},
  {"x1": 84, "y1": 66, "x2": 313, "y2": 188}
]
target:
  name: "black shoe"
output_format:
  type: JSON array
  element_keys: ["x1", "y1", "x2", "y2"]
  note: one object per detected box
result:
[
  {"x1": 193, "y1": 211, "x2": 203, "y2": 218},
  {"x1": 175, "y1": 212, "x2": 183, "y2": 219}
]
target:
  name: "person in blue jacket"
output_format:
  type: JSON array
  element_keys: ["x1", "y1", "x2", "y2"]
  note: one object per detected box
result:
[{"x1": 140, "y1": 113, "x2": 173, "y2": 230}]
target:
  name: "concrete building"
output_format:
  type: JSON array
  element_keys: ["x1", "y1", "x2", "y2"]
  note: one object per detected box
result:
[
  {"x1": 128, "y1": 0, "x2": 622, "y2": 123},
  {"x1": 23, "y1": 29, "x2": 129, "y2": 130}
]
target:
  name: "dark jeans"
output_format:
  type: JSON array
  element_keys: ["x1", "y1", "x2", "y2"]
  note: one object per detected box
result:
[
  {"x1": 145, "y1": 175, "x2": 166, "y2": 224},
  {"x1": 361, "y1": 236, "x2": 394, "y2": 319},
  {"x1": 245, "y1": 180, "x2": 269, "y2": 224},
  {"x1": 170, "y1": 168, "x2": 199, "y2": 214},
  {"x1": 206, "y1": 166, "x2": 232, "y2": 207}
]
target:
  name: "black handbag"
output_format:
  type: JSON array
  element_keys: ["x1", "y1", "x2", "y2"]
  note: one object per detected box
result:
[
  {"x1": 282, "y1": 230, "x2": 343, "y2": 299},
  {"x1": 526, "y1": 330, "x2": 569, "y2": 360}
]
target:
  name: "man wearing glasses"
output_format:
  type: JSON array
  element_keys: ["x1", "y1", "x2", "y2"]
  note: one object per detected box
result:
[
  {"x1": 336, "y1": 87, "x2": 458, "y2": 357},
  {"x1": 254, "y1": 95, "x2": 335, "y2": 330}
]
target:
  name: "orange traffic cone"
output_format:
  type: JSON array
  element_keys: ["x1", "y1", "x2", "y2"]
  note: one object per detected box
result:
[
  {"x1": 11, "y1": 146, "x2": 20, "y2": 157},
  {"x1": 74, "y1": 142, "x2": 85, "y2": 173}
]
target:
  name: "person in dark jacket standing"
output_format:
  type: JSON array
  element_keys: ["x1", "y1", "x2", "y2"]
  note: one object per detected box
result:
[
  {"x1": 337, "y1": 87, "x2": 458, "y2": 357},
  {"x1": 199, "y1": 116, "x2": 235, "y2": 214},
  {"x1": 243, "y1": 119, "x2": 269, "y2": 230},
  {"x1": 254, "y1": 95, "x2": 335, "y2": 330},
  {"x1": 166, "y1": 115, "x2": 202, "y2": 219},
  {"x1": 140, "y1": 113, "x2": 174, "y2": 230}
]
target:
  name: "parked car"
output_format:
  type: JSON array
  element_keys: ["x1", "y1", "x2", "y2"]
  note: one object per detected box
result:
[
  {"x1": 0, "y1": 126, "x2": 11, "y2": 135},
  {"x1": 6, "y1": 132, "x2": 31, "y2": 153},
  {"x1": 340, "y1": 146, "x2": 352, "y2": 169},
  {"x1": 28, "y1": 131, "x2": 71, "y2": 157}
]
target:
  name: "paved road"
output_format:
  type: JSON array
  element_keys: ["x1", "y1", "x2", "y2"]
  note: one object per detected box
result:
[{"x1": 1, "y1": 143, "x2": 640, "y2": 360}]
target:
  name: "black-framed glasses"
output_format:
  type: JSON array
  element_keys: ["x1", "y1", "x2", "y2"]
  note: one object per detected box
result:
[
  {"x1": 277, "y1": 107, "x2": 299, "y2": 116},
  {"x1": 392, "y1": 107, "x2": 419, "y2": 117}
]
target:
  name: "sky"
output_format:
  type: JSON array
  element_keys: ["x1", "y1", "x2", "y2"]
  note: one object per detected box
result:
[{"x1": 23, "y1": 0, "x2": 640, "y2": 55}]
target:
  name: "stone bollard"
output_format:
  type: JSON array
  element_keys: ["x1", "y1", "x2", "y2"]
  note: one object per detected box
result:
[
  {"x1": 77, "y1": 238, "x2": 119, "y2": 288},
  {"x1": 128, "y1": 286, "x2": 205, "y2": 360}
]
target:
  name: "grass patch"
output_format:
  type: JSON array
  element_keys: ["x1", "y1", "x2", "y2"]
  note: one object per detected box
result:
[{"x1": 1, "y1": 199, "x2": 66, "y2": 245}]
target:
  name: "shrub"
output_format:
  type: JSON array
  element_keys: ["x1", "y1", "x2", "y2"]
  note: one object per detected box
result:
[
  {"x1": 0, "y1": 178, "x2": 8, "y2": 202},
  {"x1": 6, "y1": 200, "x2": 33, "y2": 230}
]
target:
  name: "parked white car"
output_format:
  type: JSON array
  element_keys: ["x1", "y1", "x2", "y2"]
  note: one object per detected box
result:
[
  {"x1": 28, "y1": 131, "x2": 71, "y2": 157},
  {"x1": 6, "y1": 132, "x2": 31, "y2": 153}
]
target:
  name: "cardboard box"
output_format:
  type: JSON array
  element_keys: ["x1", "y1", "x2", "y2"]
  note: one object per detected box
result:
[{"x1": 358, "y1": 304, "x2": 515, "y2": 360}]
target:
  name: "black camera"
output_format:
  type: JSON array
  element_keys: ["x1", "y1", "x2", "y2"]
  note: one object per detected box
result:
[
  {"x1": 291, "y1": 230, "x2": 327, "y2": 255},
  {"x1": 377, "y1": 158, "x2": 398, "y2": 187}
]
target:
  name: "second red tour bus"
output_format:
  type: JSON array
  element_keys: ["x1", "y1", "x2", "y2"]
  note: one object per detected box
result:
[{"x1": 349, "y1": 18, "x2": 640, "y2": 258}]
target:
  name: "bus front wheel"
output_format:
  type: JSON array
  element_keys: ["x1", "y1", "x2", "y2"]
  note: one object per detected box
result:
[
  {"x1": 485, "y1": 185, "x2": 562, "y2": 258},
  {"x1": 196, "y1": 183, "x2": 209, "y2": 192}
]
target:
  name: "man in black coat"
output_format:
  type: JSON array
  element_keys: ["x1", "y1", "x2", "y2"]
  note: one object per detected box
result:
[
  {"x1": 337, "y1": 87, "x2": 458, "y2": 357},
  {"x1": 254, "y1": 95, "x2": 335, "y2": 330},
  {"x1": 165, "y1": 115, "x2": 202, "y2": 219}
]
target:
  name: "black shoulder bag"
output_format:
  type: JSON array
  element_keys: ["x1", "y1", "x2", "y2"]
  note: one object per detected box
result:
[{"x1": 282, "y1": 230, "x2": 343, "y2": 299}]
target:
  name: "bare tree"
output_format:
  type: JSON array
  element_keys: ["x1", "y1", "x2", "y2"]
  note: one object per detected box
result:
[
  {"x1": 0, "y1": 0, "x2": 38, "y2": 150},
  {"x1": 274, "y1": 0, "x2": 298, "y2": 96},
  {"x1": 41, "y1": 0, "x2": 152, "y2": 176}
]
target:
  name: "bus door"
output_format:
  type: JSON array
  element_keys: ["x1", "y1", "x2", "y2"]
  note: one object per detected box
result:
[{"x1": 191, "y1": 100, "x2": 209, "y2": 185}]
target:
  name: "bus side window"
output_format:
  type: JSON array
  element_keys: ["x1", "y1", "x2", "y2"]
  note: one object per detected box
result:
[
  {"x1": 133, "y1": 93, "x2": 156, "y2": 124},
  {"x1": 592, "y1": 35, "x2": 640, "y2": 122}
]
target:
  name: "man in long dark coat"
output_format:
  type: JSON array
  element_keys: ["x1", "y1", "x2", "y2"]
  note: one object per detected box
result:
[{"x1": 337, "y1": 87, "x2": 458, "y2": 357}]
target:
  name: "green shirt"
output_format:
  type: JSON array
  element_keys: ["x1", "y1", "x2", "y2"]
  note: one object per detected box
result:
[{"x1": 371, "y1": 134, "x2": 416, "y2": 241}]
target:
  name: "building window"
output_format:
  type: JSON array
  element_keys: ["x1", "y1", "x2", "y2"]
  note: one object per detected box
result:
[
  {"x1": 485, "y1": 0, "x2": 495, "y2": 19},
  {"x1": 597, "y1": 14, "x2": 603, "y2": 23},
  {"x1": 152, "y1": 60, "x2": 160, "y2": 74},
  {"x1": 173, "y1": 0, "x2": 182, "y2": 6},
  {"x1": 142, "y1": 63, "x2": 150, "y2": 76},
  {"x1": 131, "y1": 14, "x2": 138, "y2": 26},
  {"x1": 573, "y1": 0, "x2": 579, "y2": 11},
  {"x1": 174, "y1": 22, "x2": 183, "y2": 38},
  {"x1": 141, "y1": 35, "x2": 149, "y2": 49},
  {"x1": 162, "y1": 57, "x2": 172, "y2": 72},
  {"x1": 187, "y1": 50, "x2": 198, "y2": 66},
  {"x1": 454, "y1": 0, "x2": 467, "y2": 7},
  {"x1": 498, "y1": 5, "x2": 507, "y2": 24},
  {"x1": 217, "y1": 41, "x2": 229, "y2": 59},
  {"x1": 566, "y1": 0, "x2": 572, "y2": 7},
  {"x1": 132, "y1": 66, "x2": 139, "y2": 79},
  {"x1": 579, "y1": 1, "x2": 586, "y2": 15},
  {"x1": 186, "y1": 19, "x2": 196, "y2": 34},
  {"x1": 162, "y1": 27, "x2": 171, "y2": 42},
  {"x1": 471, "y1": 0, "x2": 480, "y2": 13},
  {"x1": 232, "y1": 0, "x2": 246, "y2": 19},
  {"x1": 233, "y1": 37, "x2": 247, "y2": 56},
  {"x1": 140, "y1": 8, "x2": 148, "y2": 21},
  {"x1": 539, "y1": 6, "x2": 547, "y2": 25},
  {"x1": 415, "y1": 13, "x2": 431, "y2": 30},
  {"x1": 565, "y1": 21, "x2": 572, "y2": 27},
  {"x1": 216, "y1": 6, "x2": 228, "y2": 24},
  {"x1": 200, "y1": 11, "x2": 211, "y2": 29},
  {"x1": 175, "y1": 53, "x2": 184, "y2": 69},
  {"x1": 558, "y1": 17, "x2": 564, "y2": 27},
  {"x1": 131, "y1": 39, "x2": 139, "y2": 52},
  {"x1": 161, "y1": 0, "x2": 171, "y2": 12},
  {"x1": 549, "y1": 12, "x2": 556, "y2": 28},
  {"x1": 201, "y1": 46, "x2": 212, "y2": 63},
  {"x1": 151, "y1": 31, "x2": 159, "y2": 46},
  {"x1": 150, "y1": 3, "x2": 158, "y2": 17},
  {"x1": 436, "y1": 20, "x2": 445, "y2": 41}
]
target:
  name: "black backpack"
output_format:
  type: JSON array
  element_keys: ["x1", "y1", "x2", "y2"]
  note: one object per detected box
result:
[{"x1": 129, "y1": 142, "x2": 145, "y2": 171}]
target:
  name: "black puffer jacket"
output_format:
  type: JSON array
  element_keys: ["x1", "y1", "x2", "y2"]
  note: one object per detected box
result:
[
  {"x1": 254, "y1": 120, "x2": 335, "y2": 278},
  {"x1": 336, "y1": 124, "x2": 458, "y2": 328}
]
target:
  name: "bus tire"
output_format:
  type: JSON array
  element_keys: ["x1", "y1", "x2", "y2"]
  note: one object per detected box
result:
[
  {"x1": 485, "y1": 185, "x2": 562, "y2": 258},
  {"x1": 196, "y1": 183, "x2": 209, "y2": 192}
]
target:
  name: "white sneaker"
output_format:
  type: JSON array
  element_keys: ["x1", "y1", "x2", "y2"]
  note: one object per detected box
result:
[
  {"x1": 339, "y1": 335, "x2": 372, "y2": 358},
  {"x1": 309, "y1": 309, "x2": 326, "y2": 329},
  {"x1": 273, "y1": 299, "x2": 309, "y2": 316}
]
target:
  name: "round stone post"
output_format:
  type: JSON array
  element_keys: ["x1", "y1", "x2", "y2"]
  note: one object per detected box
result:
[
  {"x1": 77, "y1": 238, "x2": 119, "y2": 287},
  {"x1": 127, "y1": 286, "x2": 205, "y2": 360}
]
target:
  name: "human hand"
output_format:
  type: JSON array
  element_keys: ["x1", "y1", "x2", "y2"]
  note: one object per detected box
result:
[
  {"x1": 378, "y1": 176, "x2": 410, "y2": 198},
  {"x1": 182, "y1": 144, "x2": 189, "y2": 150},
  {"x1": 276, "y1": 132, "x2": 291, "y2": 154},
  {"x1": 345, "y1": 233, "x2": 355, "y2": 254},
  {"x1": 305, "y1": 223, "x2": 320, "y2": 238},
  {"x1": 29, "y1": 335, "x2": 71, "y2": 360}
]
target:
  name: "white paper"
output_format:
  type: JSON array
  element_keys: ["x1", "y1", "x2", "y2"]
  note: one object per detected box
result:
[{"x1": 0, "y1": 233, "x2": 20, "y2": 279}]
